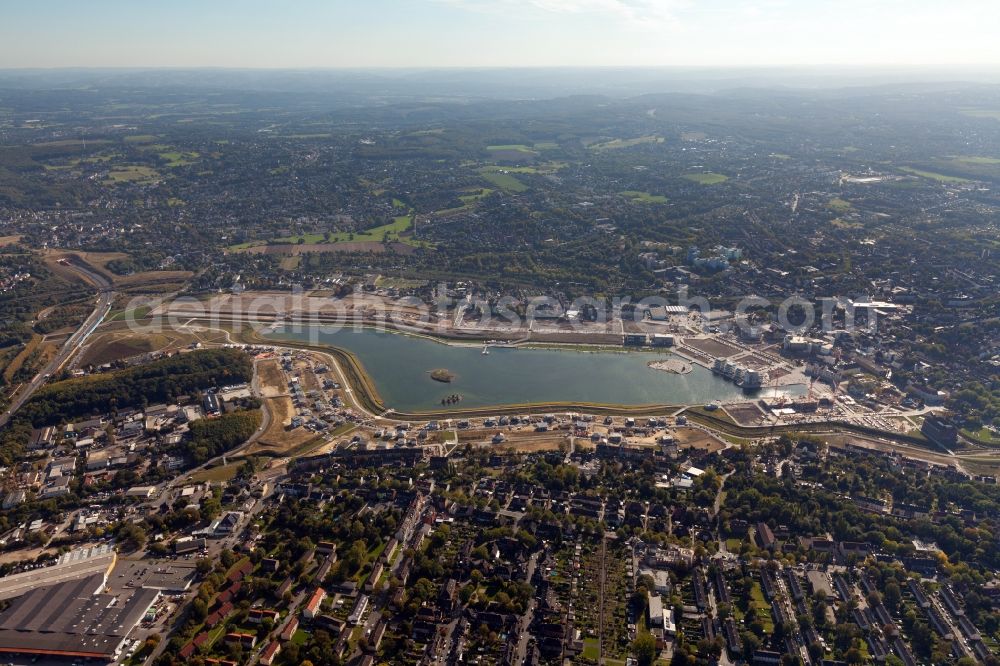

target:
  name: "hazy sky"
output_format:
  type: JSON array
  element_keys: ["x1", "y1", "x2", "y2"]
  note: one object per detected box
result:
[{"x1": 2, "y1": 0, "x2": 999, "y2": 68}]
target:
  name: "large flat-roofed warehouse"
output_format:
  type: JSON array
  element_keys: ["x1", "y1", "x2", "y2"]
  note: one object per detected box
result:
[
  {"x1": 0, "y1": 543, "x2": 116, "y2": 601},
  {"x1": 0, "y1": 572, "x2": 157, "y2": 661}
]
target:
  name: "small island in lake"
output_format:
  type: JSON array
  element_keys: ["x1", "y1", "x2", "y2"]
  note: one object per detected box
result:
[{"x1": 430, "y1": 368, "x2": 456, "y2": 383}]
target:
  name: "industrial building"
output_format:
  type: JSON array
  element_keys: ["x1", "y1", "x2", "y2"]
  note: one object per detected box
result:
[
  {"x1": 921, "y1": 413, "x2": 959, "y2": 447},
  {"x1": 0, "y1": 543, "x2": 116, "y2": 601},
  {"x1": 0, "y1": 572, "x2": 157, "y2": 661}
]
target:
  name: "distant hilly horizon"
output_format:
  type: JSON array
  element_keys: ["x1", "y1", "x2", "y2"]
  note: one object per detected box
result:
[{"x1": 2, "y1": 65, "x2": 1000, "y2": 99}]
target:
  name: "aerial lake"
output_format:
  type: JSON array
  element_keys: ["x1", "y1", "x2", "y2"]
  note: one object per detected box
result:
[{"x1": 266, "y1": 327, "x2": 804, "y2": 412}]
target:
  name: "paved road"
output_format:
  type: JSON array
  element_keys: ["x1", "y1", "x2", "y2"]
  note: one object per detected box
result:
[
  {"x1": 512, "y1": 551, "x2": 540, "y2": 664},
  {"x1": 0, "y1": 261, "x2": 114, "y2": 428},
  {"x1": 711, "y1": 471, "x2": 734, "y2": 519}
]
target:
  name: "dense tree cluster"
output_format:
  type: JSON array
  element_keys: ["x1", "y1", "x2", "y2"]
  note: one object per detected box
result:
[
  {"x1": 182, "y1": 409, "x2": 262, "y2": 463},
  {"x1": 19, "y1": 348, "x2": 252, "y2": 426}
]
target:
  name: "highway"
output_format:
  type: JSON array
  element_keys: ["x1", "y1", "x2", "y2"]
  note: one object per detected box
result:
[{"x1": 0, "y1": 261, "x2": 114, "y2": 428}]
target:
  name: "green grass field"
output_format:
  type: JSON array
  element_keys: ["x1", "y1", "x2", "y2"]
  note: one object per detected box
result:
[
  {"x1": 582, "y1": 638, "x2": 600, "y2": 660},
  {"x1": 43, "y1": 152, "x2": 120, "y2": 170},
  {"x1": 281, "y1": 215, "x2": 414, "y2": 244},
  {"x1": 158, "y1": 150, "x2": 199, "y2": 167},
  {"x1": 188, "y1": 461, "x2": 243, "y2": 483},
  {"x1": 750, "y1": 581, "x2": 775, "y2": 633},
  {"x1": 683, "y1": 172, "x2": 728, "y2": 185},
  {"x1": 962, "y1": 427, "x2": 999, "y2": 445},
  {"x1": 375, "y1": 276, "x2": 428, "y2": 289},
  {"x1": 229, "y1": 214, "x2": 427, "y2": 250},
  {"x1": 952, "y1": 155, "x2": 1000, "y2": 165},
  {"x1": 622, "y1": 190, "x2": 668, "y2": 203},
  {"x1": 589, "y1": 135, "x2": 663, "y2": 151},
  {"x1": 34, "y1": 139, "x2": 112, "y2": 148},
  {"x1": 486, "y1": 144, "x2": 537, "y2": 154},
  {"x1": 481, "y1": 170, "x2": 527, "y2": 192},
  {"x1": 900, "y1": 166, "x2": 970, "y2": 183},
  {"x1": 277, "y1": 133, "x2": 332, "y2": 139},
  {"x1": 827, "y1": 197, "x2": 852, "y2": 212},
  {"x1": 458, "y1": 188, "x2": 494, "y2": 204},
  {"x1": 123, "y1": 134, "x2": 159, "y2": 144},
  {"x1": 831, "y1": 218, "x2": 862, "y2": 230},
  {"x1": 104, "y1": 165, "x2": 161, "y2": 185},
  {"x1": 481, "y1": 162, "x2": 565, "y2": 175}
]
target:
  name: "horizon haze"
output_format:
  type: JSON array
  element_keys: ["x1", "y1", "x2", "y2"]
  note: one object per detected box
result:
[{"x1": 2, "y1": 0, "x2": 1000, "y2": 69}]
